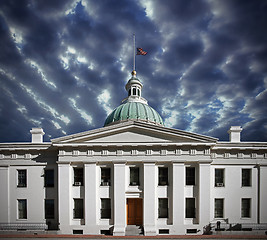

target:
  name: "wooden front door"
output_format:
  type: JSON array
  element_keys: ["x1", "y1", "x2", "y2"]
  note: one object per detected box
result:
[{"x1": 127, "y1": 198, "x2": 143, "y2": 225}]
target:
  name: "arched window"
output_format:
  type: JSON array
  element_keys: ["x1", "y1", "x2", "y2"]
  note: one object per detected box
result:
[
  {"x1": 128, "y1": 89, "x2": 131, "y2": 96},
  {"x1": 137, "y1": 89, "x2": 140, "y2": 96},
  {"x1": 133, "y1": 88, "x2": 136, "y2": 96}
]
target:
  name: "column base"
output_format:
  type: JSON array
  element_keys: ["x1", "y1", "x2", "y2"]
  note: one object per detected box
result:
[
  {"x1": 144, "y1": 225, "x2": 157, "y2": 236},
  {"x1": 113, "y1": 226, "x2": 125, "y2": 236}
]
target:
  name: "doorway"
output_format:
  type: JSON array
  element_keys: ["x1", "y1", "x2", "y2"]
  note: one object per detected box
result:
[{"x1": 127, "y1": 198, "x2": 143, "y2": 225}]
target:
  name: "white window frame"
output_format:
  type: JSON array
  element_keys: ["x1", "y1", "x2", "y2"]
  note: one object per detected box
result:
[
  {"x1": 214, "y1": 198, "x2": 224, "y2": 219},
  {"x1": 18, "y1": 199, "x2": 27, "y2": 220},
  {"x1": 17, "y1": 169, "x2": 27, "y2": 188}
]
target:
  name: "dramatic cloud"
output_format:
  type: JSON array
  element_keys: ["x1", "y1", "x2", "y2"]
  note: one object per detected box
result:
[{"x1": 0, "y1": 0, "x2": 267, "y2": 142}]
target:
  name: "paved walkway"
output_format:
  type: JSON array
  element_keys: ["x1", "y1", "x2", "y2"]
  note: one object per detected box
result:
[{"x1": 0, "y1": 234, "x2": 267, "y2": 239}]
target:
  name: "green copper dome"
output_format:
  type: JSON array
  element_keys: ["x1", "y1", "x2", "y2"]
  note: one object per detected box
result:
[
  {"x1": 104, "y1": 101, "x2": 164, "y2": 126},
  {"x1": 104, "y1": 70, "x2": 164, "y2": 127}
]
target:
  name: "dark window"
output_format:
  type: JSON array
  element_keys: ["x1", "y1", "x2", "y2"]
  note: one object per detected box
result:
[
  {"x1": 158, "y1": 167, "x2": 168, "y2": 186},
  {"x1": 133, "y1": 88, "x2": 136, "y2": 95},
  {"x1": 158, "y1": 198, "x2": 168, "y2": 218},
  {"x1": 101, "y1": 198, "x2": 111, "y2": 219},
  {"x1": 130, "y1": 167, "x2": 139, "y2": 186},
  {"x1": 186, "y1": 198, "x2": 196, "y2": 218},
  {"x1": 101, "y1": 168, "x2": 111, "y2": 186},
  {"x1": 17, "y1": 170, "x2": 27, "y2": 187},
  {"x1": 186, "y1": 167, "x2": 195, "y2": 185},
  {"x1": 18, "y1": 199, "x2": 27, "y2": 219},
  {"x1": 215, "y1": 169, "x2": 224, "y2": 187},
  {"x1": 187, "y1": 229, "x2": 197, "y2": 234},
  {"x1": 44, "y1": 169, "x2": 54, "y2": 187},
  {"x1": 73, "y1": 168, "x2": 83, "y2": 186},
  {"x1": 73, "y1": 230, "x2": 83, "y2": 234},
  {"x1": 242, "y1": 198, "x2": 251, "y2": 218},
  {"x1": 128, "y1": 89, "x2": 131, "y2": 96},
  {"x1": 159, "y1": 229, "x2": 169, "y2": 234},
  {"x1": 215, "y1": 199, "x2": 224, "y2": 218},
  {"x1": 45, "y1": 199, "x2": 54, "y2": 219},
  {"x1": 73, "y1": 199, "x2": 84, "y2": 219},
  {"x1": 242, "y1": 169, "x2": 251, "y2": 187}
]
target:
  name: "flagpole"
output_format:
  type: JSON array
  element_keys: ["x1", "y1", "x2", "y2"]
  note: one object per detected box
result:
[{"x1": 133, "y1": 34, "x2": 136, "y2": 71}]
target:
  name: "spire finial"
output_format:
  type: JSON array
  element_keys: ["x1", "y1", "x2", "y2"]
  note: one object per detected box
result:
[{"x1": 132, "y1": 70, "x2": 137, "y2": 77}]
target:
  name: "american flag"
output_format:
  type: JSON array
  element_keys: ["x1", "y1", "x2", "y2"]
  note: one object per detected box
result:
[{"x1": 136, "y1": 47, "x2": 147, "y2": 55}]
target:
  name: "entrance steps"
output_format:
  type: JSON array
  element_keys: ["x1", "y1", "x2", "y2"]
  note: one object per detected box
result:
[{"x1": 125, "y1": 225, "x2": 143, "y2": 236}]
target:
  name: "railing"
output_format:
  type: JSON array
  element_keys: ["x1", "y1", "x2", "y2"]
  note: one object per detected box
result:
[
  {"x1": 0, "y1": 223, "x2": 47, "y2": 231},
  {"x1": 204, "y1": 222, "x2": 267, "y2": 235},
  {"x1": 211, "y1": 222, "x2": 267, "y2": 231}
]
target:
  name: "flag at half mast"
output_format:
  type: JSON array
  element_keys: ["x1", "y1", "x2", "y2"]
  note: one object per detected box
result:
[{"x1": 136, "y1": 47, "x2": 147, "y2": 55}]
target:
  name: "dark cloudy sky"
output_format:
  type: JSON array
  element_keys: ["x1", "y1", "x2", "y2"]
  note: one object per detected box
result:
[{"x1": 1, "y1": 0, "x2": 267, "y2": 143}]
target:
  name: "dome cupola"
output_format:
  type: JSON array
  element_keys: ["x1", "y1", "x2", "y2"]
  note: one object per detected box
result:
[{"x1": 104, "y1": 71, "x2": 164, "y2": 127}]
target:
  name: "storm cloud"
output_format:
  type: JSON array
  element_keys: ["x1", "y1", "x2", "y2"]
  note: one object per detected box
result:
[{"x1": 0, "y1": 0, "x2": 267, "y2": 142}]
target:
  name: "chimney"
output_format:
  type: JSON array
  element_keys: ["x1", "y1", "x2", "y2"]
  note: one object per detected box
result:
[
  {"x1": 30, "y1": 128, "x2": 45, "y2": 143},
  {"x1": 228, "y1": 126, "x2": 242, "y2": 142}
]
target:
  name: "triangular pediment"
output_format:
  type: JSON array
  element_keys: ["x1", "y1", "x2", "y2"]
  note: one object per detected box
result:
[{"x1": 52, "y1": 121, "x2": 218, "y2": 145}]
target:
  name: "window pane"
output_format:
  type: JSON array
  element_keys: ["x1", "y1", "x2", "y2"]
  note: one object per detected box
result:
[
  {"x1": 101, "y1": 199, "x2": 111, "y2": 219},
  {"x1": 242, "y1": 198, "x2": 251, "y2": 218},
  {"x1": 18, "y1": 199, "x2": 27, "y2": 219},
  {"x1": 130, "y1": 167, "x2": 139, "y2": 186},
  {"x1": 45, "y1": 169, "x2": 54, "y2": 187},
  {"x1": 186, "y1": 167, "x2": 195, "y2": 185},
  {"x1": 18, "y1": 170, "x2": 27, "y2": 187},
  {"x1": 158, "y1": 167, "x2": 168, "y2": 186},
  {"x1": 186, "y1": 198, "x2": 195, "y2": 218},
  {"x1": 101, "y1": 168, "x2": 111, "y2": 186},
  {"x1": 215, "y1": 199, "x2": 224, "y2": 218},
  {"x1": 215, "y1": 169, "x2": 224, "y2": 187},
  {"x1": 45, "y1": 199, "x2": 54, "y2": 219},
  {"x1": 133, "y1": 88, "x2": 136, "y2": 95},
  {"x1": 158, "y1": 198, "x2": 168, "y2": 218},
  {"x1": 242, "y1": 169, "x2": 251, "y2": 187},
  {"x1": 73, "y1": 199, "x2": 83, "y2": 219},
  {"x1": 74, "y1": 168, "x2": 83, "y2": 186}
]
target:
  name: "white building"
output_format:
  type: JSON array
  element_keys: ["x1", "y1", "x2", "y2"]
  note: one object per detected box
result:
[{"x1": 0, "y1": 70, "x2": 267, "y2": 236}]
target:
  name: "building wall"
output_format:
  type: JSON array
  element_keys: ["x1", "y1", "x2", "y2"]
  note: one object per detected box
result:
[
  {"x1": 0, "y1": 140, "x2": 267, "y2": 235},
  {"x1": 210, "y1": 165, "x2": 258, "y2": 224}
]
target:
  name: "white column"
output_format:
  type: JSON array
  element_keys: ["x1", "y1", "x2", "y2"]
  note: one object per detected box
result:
[
  {"x1": 259, "y1": 165, "x2": 267, "y2": 223},
  {"x1": 84, "y1": 162, "x2": 98, "y2": 233},
  {"x1": 113, "y1": 163, "x2": 126, "y2": 236},
  {"x1": 58, "y1": 163, "x2": 71, "y2": 233},
  {"x1": 0, "y1": 167, "x2": 9, "y2": 223},
  {"x1": 143, "y1": 162, "x2": 157, "y2": 236},
  {"x1": 172, "y1": 162, "x2": 185, "y2": 233},
  {"x1": 199, "y1": 162, "x2": 211, "y2": 230}
]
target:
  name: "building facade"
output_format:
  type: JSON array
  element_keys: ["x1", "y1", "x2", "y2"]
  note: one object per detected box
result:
[{"x1": 0, "y1": 71, "x2": 267, "y2": 236}]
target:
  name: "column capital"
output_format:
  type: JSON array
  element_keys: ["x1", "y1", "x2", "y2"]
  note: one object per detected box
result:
[
  {"x1": 171, "y1": 160, "x2": 185, "y2": 164},
  {"x1": 143, "y1": 161, "x2": 156, "y2": 165},
  {"x1": 113, "y1": 160, "x2": 127, "y2": 165},
  {"x1": 84, "y1": 162, "x2": 97, "y2": 166}
]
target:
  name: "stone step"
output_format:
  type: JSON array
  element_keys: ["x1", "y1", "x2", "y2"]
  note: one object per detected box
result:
[{"x1": 125, "y1": 225, "x2": 143, "y2": 236}]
